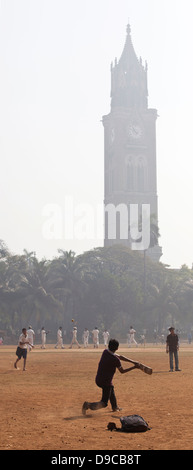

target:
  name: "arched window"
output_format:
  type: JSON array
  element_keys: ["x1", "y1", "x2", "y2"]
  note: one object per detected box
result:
[
  {"x1": 137, "y1": 156, "x2": 147, "y2": 192},
  {"x1": 126, "y1": 157, "x2": 134, "y2": 191}
]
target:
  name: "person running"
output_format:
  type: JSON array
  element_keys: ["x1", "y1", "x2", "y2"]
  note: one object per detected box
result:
[
  {"x1": 14, "y1": 328, "x2": 34, "y2": 371},
  {"x1": 127, "y1": 326, "x2": 138, "y2": 347},
  {"x1": 82, "y1": 338, "x2": 138, "y2": 415}
]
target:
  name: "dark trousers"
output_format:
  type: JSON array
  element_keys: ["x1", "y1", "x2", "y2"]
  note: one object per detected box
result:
[
  {"x1": 89, "y1": 384, "x2": 118, "y2": 411},
  {"x1": 169, "y1": 350, "x2": 179, "y2": 370}
]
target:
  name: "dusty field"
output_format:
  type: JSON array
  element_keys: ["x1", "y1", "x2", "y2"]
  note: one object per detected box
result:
[{"x1": 0, "y1": 343, "x2": 193, "y2": 451}]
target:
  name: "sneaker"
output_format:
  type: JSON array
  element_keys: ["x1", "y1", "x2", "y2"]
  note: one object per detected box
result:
[
  {"x1": 175, "y1": 368, "x2": 181, "y2": 371},
  {"x1": 82, "y1": 401, "x2": 89, "y2": 415},
  {"x1": 169, "y1": 369, "x2": 173, "y2": 372}
]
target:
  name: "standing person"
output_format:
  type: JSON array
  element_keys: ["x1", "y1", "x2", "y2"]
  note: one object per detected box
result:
[
  {"x1": 82, "y1": 328, "x2": 89, "y2": 348},
  {"x1": 166, "y1": 327, "x2": 181, "y2": 372},
  {"x1": 102, "y1": 329, "x2": 110, "y2": 348},
  {"x1": 14, "y1": 328, "x2": 34, "y2": 371},
  {"x1": 92, "y1": 327, "x2": 99, "y2": 348},
  {"x1": 140, "y1": 333, "x2": 146, "y2": 347},
  {"x1": 127, "y1": 326, "x2": 138, "y2": 347},
  {"x1": 153, "y1": 329, "x2": 158, "y2": 345},
  {"x1": 82, "y1": 338, "x2": 138, "y2": 415},
  {"x1": 188, "y1": 331, "x2": 192, "y2": 344},
  {"x1": 69, "y1": 326, "x2": 81, "y2": 349},
  {"x1": 160, "y1": 333, "x2": 165, "y2": 344},
  {"x1": 55, "y1": 327, "x2": 65, "y2": 349},
  {"x1": 41, "y1": 327, "x2": 47, "y2": 349},
  {"x1": 27, "y1": 325, "x2": 35, "y2": 351}
]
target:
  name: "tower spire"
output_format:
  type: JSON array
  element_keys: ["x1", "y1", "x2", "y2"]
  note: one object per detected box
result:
[
  {"x1": 126, "y1": 21, "x2": 131, "y2": 35},
  {"x1": 110, "y1": 22, "x2": 148, "y2": 110}
]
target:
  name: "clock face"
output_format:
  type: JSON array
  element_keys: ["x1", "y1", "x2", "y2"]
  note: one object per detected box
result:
[{"x1": 128, "y1": 124, "x2": 142, "y2": 139}]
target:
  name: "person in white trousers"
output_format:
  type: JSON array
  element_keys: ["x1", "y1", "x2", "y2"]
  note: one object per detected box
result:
[
  {"x1": 55, "y1": 327, "x2": 65, "y2": 349},
  {"x1": 92, "y1": 327, "x2": 99, "y2": 348},
  {"x1": 127, "y1": 326, "x2": 138, "y2": 347},
  {"x1": 82, "y1": 328, "x2": 89, "y2": 348},
  {"x1": 41, "y1": 327, "x2": 47, "y2": 349},
  {"x1": 102, "y1": 329, "x2": 110, "y2": 348},
  {"x1": 69, "y1": 327, "x2": 81, "y2": 348},
  {"x1": 27, "y1": 326, "x2": 35, "y2": 351}
]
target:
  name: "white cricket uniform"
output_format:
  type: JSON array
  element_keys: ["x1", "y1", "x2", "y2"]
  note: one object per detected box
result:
[
  {"x1": 55, "y1": 329, "x2": 64, "y2": 348},
  {"x1": 92, "y1": 329, "x2": 99, "y2": 348},
  {"x1": 83, "y1": 329, "x2": 89, "y2": 348},
  {"x1": 127, "y1": 328, "x2": 138, "y2": 347},
  {"x1": 27, "y1": 328, "x2": 35, "y2": 351},
  {"x1": 69, "y1": 328, "x2": 81, "y2": 348},
  {"x1": 41, "y1": 329, "x2": 46, "y2": 349},
  {"x1": 103, "y1": 330, "x2": 110, "y2": 347}
]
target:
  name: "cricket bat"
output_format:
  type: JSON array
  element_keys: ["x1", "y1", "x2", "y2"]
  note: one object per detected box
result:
[{"x1": 118, "y1": 354, "x2": 153, "y2": 375}]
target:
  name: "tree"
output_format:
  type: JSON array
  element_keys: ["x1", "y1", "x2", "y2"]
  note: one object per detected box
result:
[{"x1": 46, "y1": 250, "x2": 87, "y2": 327}]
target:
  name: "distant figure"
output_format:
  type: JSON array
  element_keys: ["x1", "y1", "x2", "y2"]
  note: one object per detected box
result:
[
  {"x1": 14, "y1": 328, "x2": 34, "y2": 371},
  {"x1": 102, "y1": 329, "x2": 110, "y2": 348},
  {"x1": 27, "y1": 326, "x2": 35, "y2": 351},
  {"x1": 166, "y1": 326, "x2": 181, "y2": 372},
  {"x1": 188, "y1": 331, "x2": 192, "y2": 344},
  {"x1": 161, "y1": 334, "x2": 165, "y2": 344},
  {"x1": 127, "y1": 326, "x2": 138, "y2": 347},
  {"x1": 69, "y1": 326, "x2": 81, "y2": 349},
  {"x1": 92, "y1": 327, "x2": 99, "y2": 348},
  {"x1": 153, "y1": 330, "x2": 158, "y2": 344},
  {"x1": 140, "y1": 334, "x2": 146, "y2": 347},
  {"x1": 41, "y1": 327, "x2": 48, "y2": 349},
  {"x1": 82, "y1": 328, "x2": 89, "y2": 348},
  {"x1": 55, "y1": 327, "x2": 65, "y2": 349}
]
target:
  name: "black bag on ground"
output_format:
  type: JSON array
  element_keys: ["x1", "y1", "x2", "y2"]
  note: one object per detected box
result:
[{"x1": 107, "y1": 414, "x2": 150, "y2": 433}]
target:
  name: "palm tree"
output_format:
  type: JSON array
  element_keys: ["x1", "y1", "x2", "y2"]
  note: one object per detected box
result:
[
  {"x1": 143, "y1": 215, "x2": 160, "y2": 300},
  {"x1": 46, "y1": 250, "x2": 87, "y2": 326},
  {"x1": 131, "y1": 213, "x2": 160, "y2": 302}
]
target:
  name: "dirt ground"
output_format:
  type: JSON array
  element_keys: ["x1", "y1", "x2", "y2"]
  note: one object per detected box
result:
[{"x1": 0, "y1": 343, "x2": 193, "y2": 451}]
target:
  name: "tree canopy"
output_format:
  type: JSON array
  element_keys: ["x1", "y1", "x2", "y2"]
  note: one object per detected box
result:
[{"x1": 0, "y1": 240, "x2": 193, "y2": 341}]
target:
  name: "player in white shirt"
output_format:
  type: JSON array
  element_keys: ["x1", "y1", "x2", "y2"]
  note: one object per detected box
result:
[
  {"x1": 69, "y1": 327, "x2": 81, "y2": 348},
  {"x1": 27, "y1": 326, "x2": 35, "y2": 351},
  {"x1": 82, "y1": 328, "x2": 89, "y2": 348},
  {"x1": 92, "y1": 327, "x2": 99, "y2": 348},
  {"x1": 41, "y1": 327, "x2": 47, "y2": 349},
  {"x1": 14, "y1": 328, "x2": 34, "y2": 370},
  {"x1": 55, "y1": 327, "x2": 65, "y2": 349},
  {"x1": 127, "y1": 326, "x2": 138, "y2": 347},
  {"x1": 102, "y1": 329, "x2": 110, "y2": 348}
]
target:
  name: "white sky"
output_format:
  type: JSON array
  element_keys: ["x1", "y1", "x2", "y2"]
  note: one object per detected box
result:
[{"x1": 0, "y1": 0, "x2": 193, "y2": 268}]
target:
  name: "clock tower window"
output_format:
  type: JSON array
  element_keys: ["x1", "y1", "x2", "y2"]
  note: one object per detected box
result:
[
  {"x1": 126, "y1": 159, "x2": 134, "y2": 192},
  {"x1": 137, "y1": 157, "x2": 147, "y2": 192}
]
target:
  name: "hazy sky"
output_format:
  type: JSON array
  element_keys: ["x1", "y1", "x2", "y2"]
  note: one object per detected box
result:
[{"x1": 0, "y1": 0, "x2": 193, "y2": 268}]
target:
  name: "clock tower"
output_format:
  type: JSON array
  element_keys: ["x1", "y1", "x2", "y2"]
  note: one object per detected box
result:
[{"x1": 103, "y1": 23, "x2": 162, "y2": 262}]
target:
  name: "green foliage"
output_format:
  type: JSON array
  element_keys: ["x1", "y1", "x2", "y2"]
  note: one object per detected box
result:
[{"x1": 0, "y1": 241, "x2": 193, "y2": 340}]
